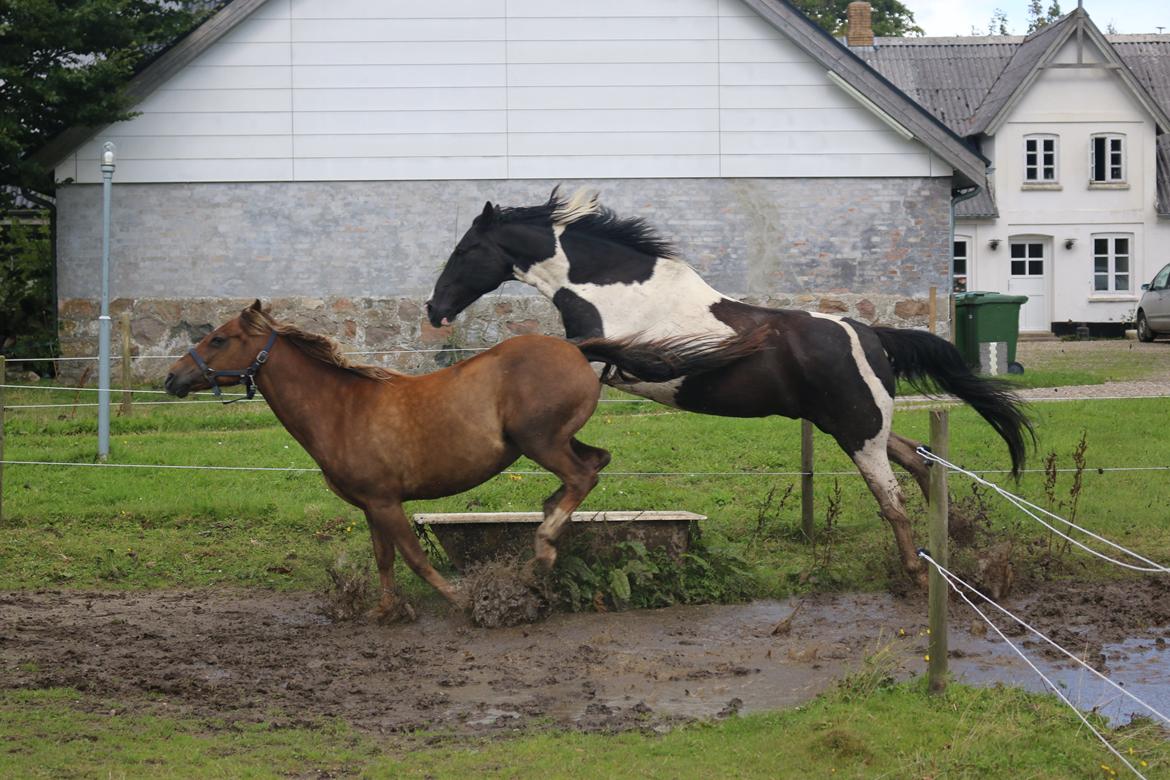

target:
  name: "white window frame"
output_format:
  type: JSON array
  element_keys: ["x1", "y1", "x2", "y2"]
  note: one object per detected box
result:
[
  {"x1": 952, "y1": 237, "x2": 970, "y2": 292},
  {"x1": 1089, "y1": 134, "x2": 1126, "y2": 184},
  {"x1": 1023, "y1": 133, "x2": 1058, "y2": 184},
  {"x1": 1009, "y1": 240, "x2": 1046, "y2": 278},
  {"x1": 1091, "y1": 233, "x2": 1133, "y2": 295}
]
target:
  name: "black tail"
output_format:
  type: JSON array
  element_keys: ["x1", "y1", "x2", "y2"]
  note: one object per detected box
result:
[
  {"x1": 575, "y1": 328, "x2": 768, "y2": 384},
  {"x1": 873, "y1": 326, "x2": 1034, "y2": 476}
]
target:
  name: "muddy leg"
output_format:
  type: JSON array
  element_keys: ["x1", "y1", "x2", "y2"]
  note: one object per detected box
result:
[
  {"x1": 368, "y1": 502, "x2": 464, "y2": 610},
  {"x1": 527, "y1": 438, "x2": 609, "y2": 569},
  {"x1": 848, "y1": 441, "x2": 928, "y2": 588},
  {"x1": 887, "y1": 431, "x2": 930, "y2": 500},
  {"x1": 364, "y1": 511, "x2": 415, "y2": 622}
]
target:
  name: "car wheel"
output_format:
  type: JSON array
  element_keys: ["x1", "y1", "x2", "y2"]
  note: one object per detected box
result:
[{"x1": 1137, "y1": 311, "x2": 1156, "y2": 343}]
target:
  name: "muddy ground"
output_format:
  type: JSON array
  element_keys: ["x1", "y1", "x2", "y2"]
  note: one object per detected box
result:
[{"x1": 2, "y1": 579, "x2": 1168, "y2": 735}]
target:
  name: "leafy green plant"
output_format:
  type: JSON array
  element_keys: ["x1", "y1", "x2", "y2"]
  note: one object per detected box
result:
[{"x1": 553, "y1": 534, "x2": 759, "y2": 612}]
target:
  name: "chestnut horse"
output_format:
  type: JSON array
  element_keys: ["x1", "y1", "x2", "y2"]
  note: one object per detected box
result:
[{"x1": 165, "y1": 301, "x2": 762, "y2": 620}]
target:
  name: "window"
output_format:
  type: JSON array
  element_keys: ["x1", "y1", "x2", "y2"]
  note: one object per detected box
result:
[
  {"x1": 1092, "y1": 234, "x2": 1131, "y2": 293},
  {"x1": 1151, "y1": 264, "x2": 1170, "y2": 291},
  {"x1": 952, "y1": 239, "x2": 969, "y2": 292},
  {"x1": 1010, "y1": 241, "x2": 1044, "y2": 277},
  {"x1": 1024, "y1": 134, "x2": 1058, "y2": 183},
  {"x1": 1090, "y1": 134, "x2": 1125, "y2": 183}
]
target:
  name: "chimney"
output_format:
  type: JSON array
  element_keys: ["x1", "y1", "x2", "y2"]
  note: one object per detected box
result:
[{"x1": 846, "y1": 1, "x2": 874, "y2": 47}]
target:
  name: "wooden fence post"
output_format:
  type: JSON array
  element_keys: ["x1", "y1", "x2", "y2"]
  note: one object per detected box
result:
[
  {"x1": 120, "y1": 312, "x2": 132, "y2": 417},
  {"x1": 949, "y1": 293, "x2": 957, "y2": 345},
  {"x1": 800, "y1": 419, "x2": 814, "y2": 541},
  {"x1": 928, "y1": 286, "x2": 938, "y2": 335},
  {"x1": 0, "y1": 356, "x2": 6, "y2": 525},
  {"x1": 927, "y1": 409, "x2": 949, "y2": 694}
]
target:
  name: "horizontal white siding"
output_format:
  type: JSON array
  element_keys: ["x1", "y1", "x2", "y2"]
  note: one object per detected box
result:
[{"x1": 55, "y1": 0, "x2": 944, "y2": 183}]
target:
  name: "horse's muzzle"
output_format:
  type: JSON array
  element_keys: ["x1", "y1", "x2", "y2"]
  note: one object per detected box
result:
[
  {"x1": 424, "y1": 300, "x2": 452, "y2": 328},
  {"x1": 163, "y1": 372, "x2": 189, "y2": 398}
]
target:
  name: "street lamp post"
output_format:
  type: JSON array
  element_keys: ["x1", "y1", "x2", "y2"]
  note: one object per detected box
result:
[{"x1": 98, "y1": 142, "x2": 115, "y2": 460}]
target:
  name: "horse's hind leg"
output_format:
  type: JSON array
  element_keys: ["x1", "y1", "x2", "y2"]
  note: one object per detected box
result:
[
  {"x1": 366, "y1": 501, "x2": 463, "y2": 611},
  {"x1": 887, "y1": 431, "x2": 930, "y2": 499},
  {"x1": 538, "y1": 438, "x2": 610, "y2": 520},
  {"x1": 527, "y1": 438, "x2": 610, "y2": 568},
  {"x1": 844, "y1": 435, "x2": 928, "y2": 588}
]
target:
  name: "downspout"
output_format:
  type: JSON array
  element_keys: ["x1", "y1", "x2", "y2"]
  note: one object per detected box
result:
[
  {"x1": 20, "y1": 188, "x2": 59, "y2": 371},
  {"x1": 949, "y1": 184, "x2": 982, "y2": 343}
]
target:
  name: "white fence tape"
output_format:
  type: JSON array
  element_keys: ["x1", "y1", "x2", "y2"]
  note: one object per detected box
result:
[
  {"x1": 919, "y1": 551, "x2": 1157, "y2": 780},
  {"x1": 918, "y1": 447, "x2": 1170, "y2": 574}
]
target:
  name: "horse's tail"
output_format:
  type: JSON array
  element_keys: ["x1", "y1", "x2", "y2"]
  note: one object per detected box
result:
[
  {"x1": 575, "y1": 328, "x2": 768, "y2": 384},
  {"x1": 872, "y1": 326, "x2": 1034, "y2": 476}
]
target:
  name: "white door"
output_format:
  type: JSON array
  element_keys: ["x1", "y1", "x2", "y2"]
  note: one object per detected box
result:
[{"x1": 1007, "y1": 240, "x2": 1048, "y2": 331}]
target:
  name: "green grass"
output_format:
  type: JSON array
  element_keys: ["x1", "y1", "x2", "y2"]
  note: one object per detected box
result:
[
  {"x1": 1, "y1": 382, "x2": 1169, "y2": 599},
  {"x1": 2, "y1": 681, "x2": 1166, "y2": 779},
  {"x1": 3, "y1": 380, "x2": 1169, "y2": 778}
]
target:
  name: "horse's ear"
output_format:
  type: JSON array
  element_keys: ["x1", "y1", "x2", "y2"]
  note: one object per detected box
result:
[
  {"x1": 249, "y1": 299, "x2": 263, "y2": 312},
  {"x1": 477, "y1": 200, "x2": 495, "y2": 227}
]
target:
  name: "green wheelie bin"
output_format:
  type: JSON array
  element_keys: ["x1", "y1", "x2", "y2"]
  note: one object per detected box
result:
[{"x1": 953, "y1": 292, "x2": 1028, "y2": 374}]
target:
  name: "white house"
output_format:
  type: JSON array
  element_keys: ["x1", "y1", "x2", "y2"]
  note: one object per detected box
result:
[
  {"x1": 34, "y1": 0, "x2": 986, "y2": 369},
  {"x1": 855, "y1": 9, "x2": 1170, "y2": 335}
]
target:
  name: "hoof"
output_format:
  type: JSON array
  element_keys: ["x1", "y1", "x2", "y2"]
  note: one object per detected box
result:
[
  {"x1": 445, "y1": 589, "x2": 470, "y2": 612},
  {"x1": 370, "y1": 599, "x2": 416, "y2": 624},
  {"x1": 533, "y1": 538, "x2": 557, "y2": 570}
]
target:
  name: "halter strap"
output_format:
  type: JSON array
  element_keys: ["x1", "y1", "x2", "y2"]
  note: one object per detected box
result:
[{"x1": 187, "y1": 330, "x2": 278, "y2": 405}]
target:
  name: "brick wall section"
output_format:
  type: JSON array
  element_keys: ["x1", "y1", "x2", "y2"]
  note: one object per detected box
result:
[{"x1": 55, "y1": 177, "x2": 952, "y2": 379}]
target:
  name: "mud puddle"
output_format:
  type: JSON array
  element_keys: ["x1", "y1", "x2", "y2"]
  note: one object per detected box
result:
[{"x1": 1, "y1": 579, "x2": 1167, "y2": 735}]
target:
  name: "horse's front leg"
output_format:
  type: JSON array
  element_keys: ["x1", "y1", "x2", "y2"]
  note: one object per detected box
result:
[
  {"x1": 364, "y1": 509, "x2": 416, "y2": 622},
  {"x1": 368, "y1": 501, "x2": 465, "y2": 611}
]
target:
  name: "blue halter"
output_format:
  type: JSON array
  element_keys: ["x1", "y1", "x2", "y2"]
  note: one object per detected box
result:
[{"x1": 187, "y1": 331, "x2": 278, "y2": 404}]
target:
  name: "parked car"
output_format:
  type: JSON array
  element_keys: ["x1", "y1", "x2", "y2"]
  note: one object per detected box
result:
[{"x1": 1136, "y1": 263, "x2": 1170, "y2": 342}]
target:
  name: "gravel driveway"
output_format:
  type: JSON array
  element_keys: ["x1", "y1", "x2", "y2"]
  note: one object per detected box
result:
[{"x1": 1011, "y1": 338, "x2": 1170, "y2": 400}]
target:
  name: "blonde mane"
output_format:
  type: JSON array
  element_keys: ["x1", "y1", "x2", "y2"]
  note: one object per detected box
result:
[
  {"x1": 241, "y1": 307, "x2": 401, "y2": 382},
  {"x1": 550, "y1": 188, "x2": 602, "y2": 227}
]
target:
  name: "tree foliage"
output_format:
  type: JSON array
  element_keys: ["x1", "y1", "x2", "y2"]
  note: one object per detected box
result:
[
  {"x1": 1026, "y1": 0, "x2": 1063, "y2": 32},
  {"x1": 790, "y1": 0, "x2": 924, "y2": 38},
  {"x1": 986, "y1": 8, "x2": 1011, "y2": 35},
  {"x1": 0, "y1": 221, "x2": 54, "y2": 367},
  {"x1": 0, "y1": 0, "x2": 210, "y2": 201},
  {"x1": 0, "y1": 1, "x2": 212, "y2": 363}
]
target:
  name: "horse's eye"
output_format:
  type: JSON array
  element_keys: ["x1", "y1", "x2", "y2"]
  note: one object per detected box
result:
[{"x1": 210, "y1": 336, "x2": 226, "y2": 347}]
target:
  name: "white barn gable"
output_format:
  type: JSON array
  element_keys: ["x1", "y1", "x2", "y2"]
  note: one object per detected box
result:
[{"x1": 55, "y1": 0, "x2": 949, "y2": 184}]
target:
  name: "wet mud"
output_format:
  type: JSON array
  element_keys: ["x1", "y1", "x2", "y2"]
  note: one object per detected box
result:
[{"x1": 1, "y1": 578, "x2": 1167, "y2": 735}]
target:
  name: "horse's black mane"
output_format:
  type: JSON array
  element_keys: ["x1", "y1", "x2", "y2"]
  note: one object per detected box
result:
[{"x1": 496, "y1": 189, "x2": 678, "y2": 259}]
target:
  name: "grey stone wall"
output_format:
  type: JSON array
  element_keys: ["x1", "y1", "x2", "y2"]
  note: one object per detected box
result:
[{"x1": 55, "y1": 177, "x2": 953, "y2": 379}]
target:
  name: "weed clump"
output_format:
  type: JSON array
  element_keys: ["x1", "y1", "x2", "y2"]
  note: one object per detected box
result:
[{"x1": 464, "y1": 557, "x2": 552, "y2": 628}]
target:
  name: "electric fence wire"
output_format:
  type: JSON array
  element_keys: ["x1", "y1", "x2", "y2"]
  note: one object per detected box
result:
[
  {"x1": 917, "y1": 447, "x2": 1170, "y2": 575},
  {"x1": 918, "y1": 551, "x2": 1156, "y2": 780}
]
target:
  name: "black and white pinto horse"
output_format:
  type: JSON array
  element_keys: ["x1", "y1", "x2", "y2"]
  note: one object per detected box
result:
[{"x1": 425, "y1": 189, "x2": 1032, "y2": 585}]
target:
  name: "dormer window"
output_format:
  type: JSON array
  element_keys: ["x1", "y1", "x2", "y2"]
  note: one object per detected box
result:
[
  {"x1": 1024, "y1": 134, "x2": 1058, "y2": 183},
  {"x1": 1090, "y1": 134, "x2": 1125, "y2": 184}
]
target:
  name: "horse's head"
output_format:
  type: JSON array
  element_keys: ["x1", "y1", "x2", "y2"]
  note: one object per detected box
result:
[
  {"x1": 427, "y1": 188, "x2": 592, "y2": 327},
  {"x1": 426, "y1": 201, "x2": 520, "y2": 327},
  {"x1": 164, "y1": 300, "x2": 276, "y2": 401}
]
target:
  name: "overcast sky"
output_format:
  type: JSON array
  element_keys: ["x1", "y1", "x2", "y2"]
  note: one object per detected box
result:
[{"x1": 912, "y1": 0, "x2": 1170, "y2": 36}]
